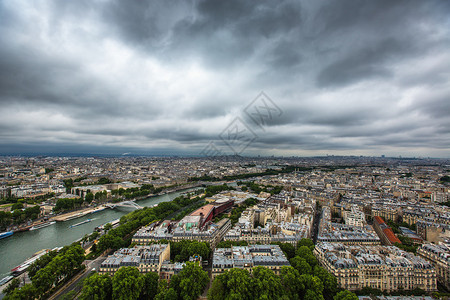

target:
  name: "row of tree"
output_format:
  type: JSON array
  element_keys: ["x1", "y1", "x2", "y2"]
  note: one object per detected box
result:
[
  {"x1": 439, "y1": 175, "x2": 450, "y2": 183},
  {"x1": 239, "y1": 181, "x2": 283, "y2": 195},
  {"x1": 0, "y1": 195, "x2": 19, "y2": 205},
  {"x1": 80, "y1": 267, "x2": 158, "y2": 300},
  {"x1": 169, "y1": 240, "x2": 211, "y2": 262},
  {"x1": 0, "y1": 205, "x2": 41, "y2": 229},
  {"x1": 439, "y1": 200, "x2": 450, "y2": 207},
  {"x1": 111, "y1": 184, "x2": 163, "y2": 200},
  {"x1": 53, "y1": 197, "x2": 85, "y2": 213},
  {"x1": 80, "y1": 262, "x2": 209, "y2": 300},
  {"x1": 4, "y1": 244, "x2": 85, "y2": 300},
  {"x1": 53, "y1": 191, "x2": 108, "y2": 212}
]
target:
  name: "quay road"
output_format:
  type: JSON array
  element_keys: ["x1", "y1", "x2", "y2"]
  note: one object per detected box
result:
[{"x1": 50, "y1": 255, "x2": 107, "y2": 300}]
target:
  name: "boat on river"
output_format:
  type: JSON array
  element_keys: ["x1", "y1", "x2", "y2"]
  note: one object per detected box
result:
[
  {"x1": 0, "y1": 275, "x2": 13, "y2": 286},
  {"x1": 29, "y1": 221, "x2": 56, "y2": 231},
  {"x1": 10, "y1": 249, "x2": 50, "y2": 275},
  {"x1": 69, "y1": 219, "x2": 93, "y2": 228},
  {"x1": 0, "y1": 231, "x2": 13, "y2": 240}
]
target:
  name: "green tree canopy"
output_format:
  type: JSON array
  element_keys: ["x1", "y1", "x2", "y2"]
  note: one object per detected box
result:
[
  {"x1": 112, "y1": 267, "x2": 144, "y2": 300},
  {"x1": 3, "y1": 278, "x2": 20, "y2": 297},
  {"x1": 251, "y1": 266, "x2": 284, "y2": 299},
  {"x1": 334, "y1": 290, "x2": 359, "y2": 300},
  {"x1": 155, "y1": 279, "x2": 178, "y2": 300},
  {"x1": 313, "y1": 265, "x2": 338, "y2": 298},
  {"x1": 297, "y1": 238, "x2": 315, "y2": 251},
  {"x1": 170, "y1": 262, "x2": 209, "y2": 300},
  {"x1": 140, "y1": 272, "x2": 159, "y2": 300},
  {"x1": 3, "y1": 284, "x2": 37, "y2": 300},
  {"x1": 290, "y1": 256, "x2": 312, "y2": 275},
  {"x1": 79, "y1": 273, "x2": 112, "y2": 300},
  {"x1": 280, "y1": 266, "x2": 304, "y2": 300},
  {"x1": 209, "y1": 268, "x2": 253, "y2": 300},
  {"x1": 296, "y1": 246, "x2": 318, "y2": 268},
  {"x1": 85, "y1": 192, "x2": 94, "y2": 203}
]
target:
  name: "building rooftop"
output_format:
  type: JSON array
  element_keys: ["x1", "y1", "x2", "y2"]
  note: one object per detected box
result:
[
  {"x1": 101, "y1": 244, "x2": 169, "y2": 269},
  {"x1": 316, "y1": 242, "x2": 434, "y2": 270},
  {"x1": 190, "y1": 204, "x2": 215, "y2": 217},
  {"x1": 213, "y1": 244, "x2": 290, "y2": 269}
]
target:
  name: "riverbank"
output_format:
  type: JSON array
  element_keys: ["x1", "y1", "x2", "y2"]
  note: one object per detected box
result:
[{"x1": 50, "y1": 206, "x2": 107, "y2": 222}]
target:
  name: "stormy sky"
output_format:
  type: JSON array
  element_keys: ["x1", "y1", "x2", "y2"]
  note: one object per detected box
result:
[{"x1": 0, "y1": 0, "x2": 449, "y2": 157}]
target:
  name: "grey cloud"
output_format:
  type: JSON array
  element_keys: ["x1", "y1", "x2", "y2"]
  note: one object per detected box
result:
[
  {"x1": 316, "y1": 38, "x2": 408, "y2": 88},
  {"x1": 0, "y1": 0, "x2": 449, "y2": 157}
]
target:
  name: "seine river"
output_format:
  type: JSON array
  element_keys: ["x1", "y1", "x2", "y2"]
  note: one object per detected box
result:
[{"x1": 0, "y1": 188, "x2": 199, "y2": 277}]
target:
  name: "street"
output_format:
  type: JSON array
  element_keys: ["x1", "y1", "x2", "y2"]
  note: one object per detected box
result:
[{"x1": 50, "y1": 255, "x2": 107, "y2": 300}]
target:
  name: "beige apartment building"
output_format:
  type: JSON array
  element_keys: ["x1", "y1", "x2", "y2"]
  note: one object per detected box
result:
[
  {"x1": 314, "y1": 243, "x2": 437, "y2": 292},
  {"x1": 212, "y1": 245, "x2": 290, "y2": 279},
  {"x1": 99, "y1": 244, "x2": 170, "y2": 275},
  {"x1": 417, "y1": 243, "x2": 450, "y2": 291}
]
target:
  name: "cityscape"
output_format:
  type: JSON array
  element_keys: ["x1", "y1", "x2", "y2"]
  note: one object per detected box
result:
[
  {"x1": 0, "y1": 156, "x2": 449, "y2": 299},
  {"x1": 1, "y1": 1, "x2": 450, "y2": 300}
]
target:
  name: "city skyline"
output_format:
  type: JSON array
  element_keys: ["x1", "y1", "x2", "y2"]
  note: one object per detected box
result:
[{"x1": 1, "y1": 1, "x2": 450, "y2": 157}]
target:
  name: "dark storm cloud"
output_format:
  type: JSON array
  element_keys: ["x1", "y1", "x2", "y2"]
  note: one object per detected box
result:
[
  {"x1": 98, "y1": 0, "x2": 303, "y2": 68},
  {"x1": 316, "y1": 38, "x2": 407, "y2": 87},
  {"x1": 265, "y1": 41, "x2": 303, "y2": 69},
  {"x1": 0, "y1": 0, "x2": 449, "y2": 157}
]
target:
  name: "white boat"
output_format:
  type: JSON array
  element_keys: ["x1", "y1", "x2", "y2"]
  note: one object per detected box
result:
[
  {"x1": 69, "y1": 218, "x2": 93, "y2": 228},
  {"x1": 29, "y1": 221, "x2": 56, "y2": 231},
  {"x1": 0, "y1": 275, "x2": 13, "y2": 286},
  {"x1": 11, "y1": 249, "x2": 50, "y2": 275}
]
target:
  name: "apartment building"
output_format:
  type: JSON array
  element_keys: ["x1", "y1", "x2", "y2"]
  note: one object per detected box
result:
[
  {"x1": 343, "y1": 205, "x2": 366, "y2": 227},
  {"x1": 417, "y1": 243, "x2": 450, "y2": 290},
  {"x1": 212, "y1": 245, "x2": 290, "y2": 279},
  {"x1": 314, "y1": 243, "x2": 437, "y2": 292},
  {"x1": 99, "y1": 244, "x2": 170, "y2": 275}
]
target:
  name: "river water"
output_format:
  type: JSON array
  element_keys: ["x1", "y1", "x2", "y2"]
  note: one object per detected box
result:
[{"x1": 0, "y1": 188, "x2": 199, "y2": 277}]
